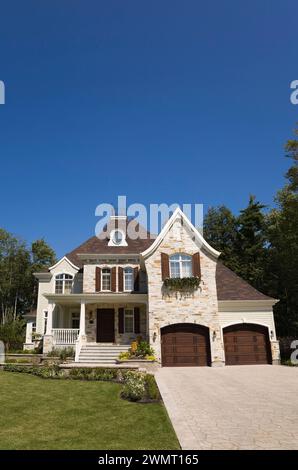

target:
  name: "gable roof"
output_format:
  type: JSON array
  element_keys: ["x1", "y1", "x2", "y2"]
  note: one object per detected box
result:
[
  {"x1": 216, "y1": 262, "x2": 274, "y2": 301},
  {"x1": 66, "y1": 218, "x2": 154, "y2": 267},
  {"x1": 141, "y1": 207, "x2": 221, "y2": 259},
  {"x1": 60, "y1": 211, "x2": 274, "y2": 302}
]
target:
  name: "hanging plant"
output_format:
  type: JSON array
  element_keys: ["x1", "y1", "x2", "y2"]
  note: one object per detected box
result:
[{"x1": 163, "y1": 276, "x2": 201, "y2": 292}]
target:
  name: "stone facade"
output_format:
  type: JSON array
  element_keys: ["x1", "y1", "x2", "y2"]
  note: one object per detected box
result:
[
  {"x1": 85, "y1": 303, "x2": 147, "y2": 344},
  {"x1": 144, "y1": 219, "x2": 225, "y2": 365}
]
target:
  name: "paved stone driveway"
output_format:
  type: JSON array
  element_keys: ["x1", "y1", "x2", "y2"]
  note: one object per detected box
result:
[{"x1": 155, "y1": 365, "x2": 298, "y2": 450}]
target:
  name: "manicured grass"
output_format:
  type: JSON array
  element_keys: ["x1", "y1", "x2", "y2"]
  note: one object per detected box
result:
[{"x1": 0, "y1": 371, "x2": 180, "y2": 450}]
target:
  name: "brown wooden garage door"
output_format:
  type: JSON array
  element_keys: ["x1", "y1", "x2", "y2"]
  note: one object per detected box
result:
[
  {"x1": 223, "y1": 324, "x2": 272, "y2": 365},
  {"x1": 161, "y1": 323, "x2": 211, "y2": 367}
]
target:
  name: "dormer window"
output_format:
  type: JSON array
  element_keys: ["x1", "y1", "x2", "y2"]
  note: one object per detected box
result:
[
  {"x1": 113, "y1": 230, "x2": 123, "y2": 245},
  {"x1": 108, "y1": 228, "x2": 128, "y2": 247},
  {"x1": 55, "y1": 274, "x2": 73, "y2": 294},
  {"x1": 169, "y1": 254, "x2": 192, "y2": 278}
]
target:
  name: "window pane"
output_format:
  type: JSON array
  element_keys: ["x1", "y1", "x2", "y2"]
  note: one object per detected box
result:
[
  {"x1": 124, "y1": 268, "x2": 134, "y2": 290},
  {"x1": 170, "y1": 260, "x2": 180, "y2": 278},
  {"x1": 55, "y1": 280, "x2": 63, "y2": 293},
  {"x1": 64, "y1": 280, "x2": 73, "y2": 294},
  {"x1": 124, "y1": 312, "x2": 134, "y2": 333},
  {"x1": 102, "y1": 269, "x2": 111, "y2": 290},
  {"x1": 181, "y1": 260, "x2": 192, "y2": 277}
]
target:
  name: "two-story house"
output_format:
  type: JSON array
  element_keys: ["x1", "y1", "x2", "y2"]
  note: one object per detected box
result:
[{"x1": 24, "y1": 209, "x2": 280, "y2": 366}]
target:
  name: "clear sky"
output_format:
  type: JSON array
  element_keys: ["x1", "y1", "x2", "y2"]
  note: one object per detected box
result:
[{"x1": 0, "y1": 0, "x2": 297, "y2": 258}]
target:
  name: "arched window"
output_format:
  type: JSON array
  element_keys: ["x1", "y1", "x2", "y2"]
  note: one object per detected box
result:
[
  {"x1": 124, "y1": 267, "x2": 134, "y2": 291},
  {"x1": 101, "y1": 268, "x2": 111, "y2": 291},
  {"x1": 55, "y1": 274, "x2": 73, "y2": 294},
  {"x1": 169, "y1": 254, "x2": 192, "y2": 278}
]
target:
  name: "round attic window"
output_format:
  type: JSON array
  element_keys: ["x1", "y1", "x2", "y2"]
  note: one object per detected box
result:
[{"x1": 112, "y1": 230, "x2": 123, "y2": 245}]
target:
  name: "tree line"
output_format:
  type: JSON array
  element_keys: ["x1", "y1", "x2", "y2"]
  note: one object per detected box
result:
[{"x1": 204, "y1": 126, "x2": 298, "y2": 337}]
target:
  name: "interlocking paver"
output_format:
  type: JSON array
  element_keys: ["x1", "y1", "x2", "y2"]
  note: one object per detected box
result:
[{"x1": 155, "y1": 365, "x2": 298, "y2": 450}]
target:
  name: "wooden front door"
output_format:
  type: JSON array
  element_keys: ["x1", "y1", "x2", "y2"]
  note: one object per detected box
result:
[
  {"x1": 223, "y1": 323, "x2": 272, "y2": 365},
  {"x1": 96, "y1": 309, "x2": 115, "y2": 342},
  {"x1": 161, "y1": 323, "x2": 211, "y2": 367}
]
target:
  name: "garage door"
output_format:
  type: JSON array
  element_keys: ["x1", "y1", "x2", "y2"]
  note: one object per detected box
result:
[
  {"x1": 161, "y1": 323, "x2": 211, "y2": 367},
  {"x1": 223, "y1": 324, "x2": 272, "y2": 365}
]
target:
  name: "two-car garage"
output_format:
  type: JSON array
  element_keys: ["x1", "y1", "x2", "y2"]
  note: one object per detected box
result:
[{"x1": 161, "y1": 323, "x2": 272, "y2": 367}]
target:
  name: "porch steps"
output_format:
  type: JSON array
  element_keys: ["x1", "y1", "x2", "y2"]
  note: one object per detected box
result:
[{"x1": 78, "y1": 344, "x2": 130, "y2": 364}]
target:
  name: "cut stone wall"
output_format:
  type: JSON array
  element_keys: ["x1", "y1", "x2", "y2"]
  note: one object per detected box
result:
[
  {"x1": 85, "y1": 303, "x2": 148, "y2": 344},
  {"x1": 144, "y1": 219, "x2": 225, "y2": 365}
]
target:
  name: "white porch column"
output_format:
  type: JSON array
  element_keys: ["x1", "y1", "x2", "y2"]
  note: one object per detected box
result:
[
  {"x1": 79, "y1": 300, "x2": 86, "y2": 337},
  {"x1": 43, "y1": 302, "x2": 54, "y2": 353},
  {"x1": 46, "y1": 302, "x2": 54, "y2": 335},
  {"x1": 25, "y1": 322, "x2": 33, "y2": 344}
]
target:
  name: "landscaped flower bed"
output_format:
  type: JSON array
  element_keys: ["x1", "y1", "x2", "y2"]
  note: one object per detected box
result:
[
  {"x1": 117, "y1": 340, "x2": 156, "y2": 363},
  {"x1": 3, "y1": 364, "x2": 161, "y2": 402}
]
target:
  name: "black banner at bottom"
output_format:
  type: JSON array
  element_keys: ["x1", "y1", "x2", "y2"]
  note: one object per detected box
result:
[{"x1": 0, "y1": 450, "x2": 297, "y2": 467}]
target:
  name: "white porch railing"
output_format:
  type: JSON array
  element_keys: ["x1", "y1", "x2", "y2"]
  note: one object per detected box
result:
[{"x1": 52, "y1": 329, "x2": 80, "y2": 345}]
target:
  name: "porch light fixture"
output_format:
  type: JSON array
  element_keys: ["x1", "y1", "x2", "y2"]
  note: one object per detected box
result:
[
  {"x1": 212, "y1": 330, "x2": 217, "y2": 341},
  {"x1": 153, "y1": 332, "x2": 157, "y2": 342},
  {"x1": 270, "y1": 330, "x2": 274, "y2": 339}
]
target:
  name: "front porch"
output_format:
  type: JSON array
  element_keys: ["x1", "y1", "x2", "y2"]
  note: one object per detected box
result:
[{"x1": 37, "y1": 293, "x2": 149, "y2": 361}]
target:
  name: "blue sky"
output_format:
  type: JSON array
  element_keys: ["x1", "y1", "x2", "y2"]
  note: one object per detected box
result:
[{"x1": 0, "y1": 1, "x2": 297, "y2": 258}]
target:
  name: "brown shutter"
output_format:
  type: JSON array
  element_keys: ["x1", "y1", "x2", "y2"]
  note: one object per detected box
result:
[
  {"x1": 111, "y1": 267, "x2": 117, "y2": 292},
  {"x1": 118, "y1": 267, "x2": 123, "y2": 292},
  {"x1": 118, "y1": 308, "x2": 124, "y2": 334},
  {"x1": 133, "y1": 267, "x2": 139, "y2": 291},
  {"x1": 134, "y1": 307, "x2": 140, "y2": 334},
  {"x1": 95, "y1": 267, "x2": 101, "y2": 291},
  {"x1": 192, "y1": 252, "x2": 201, "y2": 278},
  {"x1": 161, "y1": 253, "x2": 170, "y2": 280}
]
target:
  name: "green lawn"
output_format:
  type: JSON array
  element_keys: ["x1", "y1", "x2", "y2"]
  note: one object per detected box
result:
[{"x1": 0, "y1": 371, "x2": 180, "y2": 450}]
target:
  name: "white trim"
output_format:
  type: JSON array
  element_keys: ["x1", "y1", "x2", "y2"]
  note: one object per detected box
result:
[
  {"x1": 44, "y1": 293, "x2": 148, "y2": 304},
  {"x1": 218, "y1": 299, "x2": 278, "y2": 311},
  {"x1": 54, "y1": 272, "x2": 74, "y2": 294},
  {"x1": 49, "y1": 256, "x2": 80, "y2": 272},
  {"x1": 141, "y1": 207, "x2": 221, "y2": 259}
]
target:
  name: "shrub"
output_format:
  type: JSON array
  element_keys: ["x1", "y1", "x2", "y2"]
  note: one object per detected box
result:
[
  {"x1": 0, "y1": 319, "x2": 26, "y2": 351},
  {"x1": 69, "y1": 367, "x2": 118, "y2": 381},
  {"x1": 3, "y1": 364, "x2": 63, "y2": 378},
  {"x1": 278, "y1": 337, "x2": 296, "y2": 361},
  {"x1": 135, "y1": 341, "x2": 154, "y2": 358},
  {"x1": 121, "y1": 371, "x2": 146, "y2": 402},
  {"x1": 118, "y1": 351, "x2": 131, "y2": 360},
  {"x1": 5, "y1": 358, "x2": 32, "y2": 364},
  {"x1": 144, "y1": 374, "x2": 160, "y2": 401},
  {"x1": 145, "y1": 355, "x2": 156, "y2": 361},
  {"x1": 47, "y1": 347, "x2": 75, "y2": 360}
]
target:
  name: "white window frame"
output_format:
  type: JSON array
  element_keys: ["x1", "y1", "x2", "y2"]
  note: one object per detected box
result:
[
  {"x1": 124, "y1": 267, "x2": 134, "y2": 292},
  {"x1": 169, "y1": 253, "x2": 192, "y2": 278},
  {"x1": 101, "y1": 268, "x2": 111, "y2": 291},
  {"x1": 124, "y1": 308, "x2": 134, "y2": 333},
  {"x1": 55, "y1": 273, "x2": 74, "y2": 294}
]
